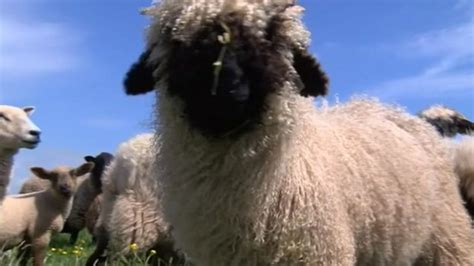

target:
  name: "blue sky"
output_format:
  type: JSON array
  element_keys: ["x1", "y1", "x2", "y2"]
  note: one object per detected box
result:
[{"x1": 1, "y1": 0, "x2": 473, "y2": 193}]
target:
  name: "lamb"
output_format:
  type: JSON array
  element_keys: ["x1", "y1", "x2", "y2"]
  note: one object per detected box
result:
[
  {"x1": 123, "y1": 1, "x2": 474, "y2": 265},
  {"x1": 86, "y1": 134, "x2": 181, "y2": 266},
  {"x1": 419, "y1": 105, "x2": 474, "y2": 218},
  {"x1": 62, "y1": 152, "x2": 114, "y2": 244},
  {"x1": 18, "y1": 152, "x2": 114, "y2": 244},
  {"x1": 0, "y1": 162, "x2": 94, "y2": 266},
  {"x1": 0, "y1": 105, "x2": 41, "y2": 203}
]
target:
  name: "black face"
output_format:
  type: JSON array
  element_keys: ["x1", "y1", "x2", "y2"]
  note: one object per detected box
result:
[
  {"x1": 165, "y1": 17, "x2": 290, "y2": 137},
  {"x1": 124, "y1": 10, "x2": 330, "y2": 138},
  {"x1": 84, "y1": 152, "x2": 114, "y2": 192}
]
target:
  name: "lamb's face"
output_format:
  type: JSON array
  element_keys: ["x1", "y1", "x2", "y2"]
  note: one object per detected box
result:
[
  {"x1": 31, "y1": 163, "x2": 94, "y2": 198},
  {"x1": 124, "y1": 4, "x2": 329, "y2": 138},
  {"x1": 0, "y1": 105, "x2": 41, "y2": 150}
]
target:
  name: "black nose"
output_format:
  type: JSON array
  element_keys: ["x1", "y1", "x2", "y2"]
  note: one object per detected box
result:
[
  {"x1": 59, "y1": 185, "x2": 71, "y2": 194},
  {"x1": 29, "y1": 130, "x2": 41, "y2": 137}
]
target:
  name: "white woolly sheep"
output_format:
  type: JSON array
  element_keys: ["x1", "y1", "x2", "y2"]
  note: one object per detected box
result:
[
  {"x1": 0, "y1": 162, "x2": 94, "y2": 266},
  {"x1": 123, "y1": 1, "x2": 474, "y2": 265},
  {"x1": 419, "y1": 105, "x2": 474, "y2": 219},
  {"x1": 0, "y1": 105, "x2": 41, "y2": 203},
  {"x1": 86, "y1": 134, "x2": 182, "y2": 266},
  {"x1": 18, "y1": 152, "x2": 114, "y2": 244}
]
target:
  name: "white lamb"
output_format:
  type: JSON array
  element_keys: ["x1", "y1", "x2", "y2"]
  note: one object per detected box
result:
[
  {"x1": 123, "y1": 0, "x2": 474, "y2": 265},
  {"x1": 0, "y1": 105, "x2": 41, "y2": 203},
  {"x1": 0, "y1": 162, "x2": 94, "y2": 266},
  {"x1": 86, "y1": 134, "x2": 182, "y2": 266}
]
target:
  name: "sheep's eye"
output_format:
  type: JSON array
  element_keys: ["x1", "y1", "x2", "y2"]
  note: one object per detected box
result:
[{"x1": 0, "y1": 113, "x2": 11, "y2": 122}]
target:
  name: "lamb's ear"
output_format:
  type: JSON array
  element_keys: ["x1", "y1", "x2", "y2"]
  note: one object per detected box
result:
[
  {"x1": 23, "y1": 106, "x2": 35, "y2": 116},
  {"x1": 293, "y1": 49, "x2": 329, "y2": 97},
  {"x1": 124, "y1": 49, "x2": 157, "y2": 95},
  {"x1": 31, "y1": 167, "x2": 51, "y2": 180},
  {"x1": 84, "y1": 156, "x2": 95, "y2": 163},
  {"x1": 73, "y1": 162, "x2": 95, "y2": 177}
]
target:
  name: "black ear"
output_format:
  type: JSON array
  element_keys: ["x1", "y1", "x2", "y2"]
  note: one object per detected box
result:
[
  {"x1": 293, "y1": 49, "x2": 329, "y2": 97},
  {"x1": 456, "y1": 117, "x2": 474, "y2": 135},
  {"x1": 123, "y1": 49, "x2": 157, "y2": 95},
  {"x1": 84, "y1": 156, "x2": 95, "y2": 163}
]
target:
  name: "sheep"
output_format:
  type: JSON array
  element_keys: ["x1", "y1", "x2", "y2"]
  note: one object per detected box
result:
[
  {"x1": 418, "y1": 105, "x2": 474, "y2": 137},
  {"x1": 86, "y1": 134, "x2": 182, "y2": 266},
  {"x1": 18, "y1": 152, "x2": 114, "y2": 244},
  {"x1": 0, "y1": 105, "x2": 41, "y2": 203},
  {"x1": 0, "y1": 162, "x2": 94, "y2": 266},
  {"x1": 62, "y1": 152, "x2": 114, "y2": 244},
  {"x1": 85, "y1": 194, "x2": 102, "y2": 237},
  {"x1": 123, "y1": 1, "x2": 474, "y2": 265},
  {"x1": 418, "y1": 105, "x2": 474, "y2": 219}
]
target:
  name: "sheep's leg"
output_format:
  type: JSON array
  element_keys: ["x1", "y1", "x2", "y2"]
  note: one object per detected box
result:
[
  {"x1": 68, "y1": 230, "x2": 79, "y2": 245},
  {"x1": 17, "y1": 240, "x2": 32, "y2": 266},
  {"x1": 86, "y1": 225, "x2": 109, "y2": 266},
  {"x1": 149, "y1": 240, "x2": 186, "y2": 266},
  {"x1": 31, "y1": 234, "x2": 50, "y2": 266}
]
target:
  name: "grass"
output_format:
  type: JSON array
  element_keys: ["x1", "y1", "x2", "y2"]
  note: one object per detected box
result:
[{"x1": 0, "y1": 231, "x2": 173, "y2": 266}]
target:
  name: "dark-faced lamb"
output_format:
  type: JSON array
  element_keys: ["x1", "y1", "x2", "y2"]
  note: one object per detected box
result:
[{"x1": 123, "y1": 1, "x2": 474, "y2": 265}]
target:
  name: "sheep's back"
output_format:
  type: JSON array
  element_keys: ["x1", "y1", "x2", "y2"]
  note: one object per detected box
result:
[
  {"x1": 19, "y1": 176, "x2": 50, "y2": 194},
  {"x1": 158, "y1": 98, "x2": 461, "y2": 265}
]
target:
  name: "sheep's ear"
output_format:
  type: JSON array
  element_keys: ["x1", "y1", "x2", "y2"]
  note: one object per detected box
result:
[
  {"x1": 84, "y1": 156, "x2": 95, "y2": 163},
  {"x1": 124, "y1": 49, "x2": 156, "y2": 95},
  {"x1": 73, "y1": 162, "x2": 95, "y2": 177},
  {"x1": 23, "y1": 106, "x2": 35, "y2": 116},
  {"x1": 31, "y1": 167, "x2": 51, "y2": 180},
  {"x1": 293, "y1": 50, "x2": 329, "y2": 98}
]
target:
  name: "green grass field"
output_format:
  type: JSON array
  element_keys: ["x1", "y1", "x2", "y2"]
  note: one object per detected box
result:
[{"x1": 0, "y1": 231, "x2": 168, "y2": 266}]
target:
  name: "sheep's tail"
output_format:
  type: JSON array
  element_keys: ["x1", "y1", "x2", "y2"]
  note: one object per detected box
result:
[{"x1": 418, "y1": 105, "x2": 474, "y2": 137}]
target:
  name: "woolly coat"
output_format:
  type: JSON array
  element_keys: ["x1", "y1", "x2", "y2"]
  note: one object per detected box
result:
[
  {"x1": 0, "y1": 189, "x2": 73, "y2": 250},
  {"x1": 455, "y1": 137, "x2": 474, "y2": 218},
  {"x1": 137, "y1": 1, "x2": 474, "y2": 265},
  {"x1": 85, "y1": 194, "x2": 102, "y2": 236},
  {"x1": 158, "y1": 93, "x2": 474, "y2": 265},
  {"x1": 0, "y1": 153, "x2": 14, "y2": 204},
  {"x1": 96, "y1": 133, "x2": 171, "y2": 255},
  {"x1": 19, "y1": 174, "x2": 100, "y2": 238}
]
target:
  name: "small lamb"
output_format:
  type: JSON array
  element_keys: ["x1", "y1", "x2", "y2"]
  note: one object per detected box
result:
[
  {"x1": 0, "y1": 162, "x2": 94, "y2": 266},
  {"x1": 18, "y1": 152, "x2": 114, "y2": 244}
]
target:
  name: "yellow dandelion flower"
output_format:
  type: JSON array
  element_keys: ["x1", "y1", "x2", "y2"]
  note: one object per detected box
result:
[
  {"x1": 61, "y1": 251, "x2": 68, "y2": 255},
  {"x1": 50, "y1": 248, "x2": 57, "y2": 252},
  {"x1": 149, "y1": 249, "x2": 157, "y2": 256},
  {"x1": 129, "y1": 243, "x2": 139, "y2": 251}
]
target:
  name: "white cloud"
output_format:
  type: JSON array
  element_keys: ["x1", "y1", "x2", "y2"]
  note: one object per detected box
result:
[
  {"x1": 368, "y1": 20, "x2": 474, "y2": 100},
  {"x1": 0, "y1": 17, "x2": 84, "y2": 78}
]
